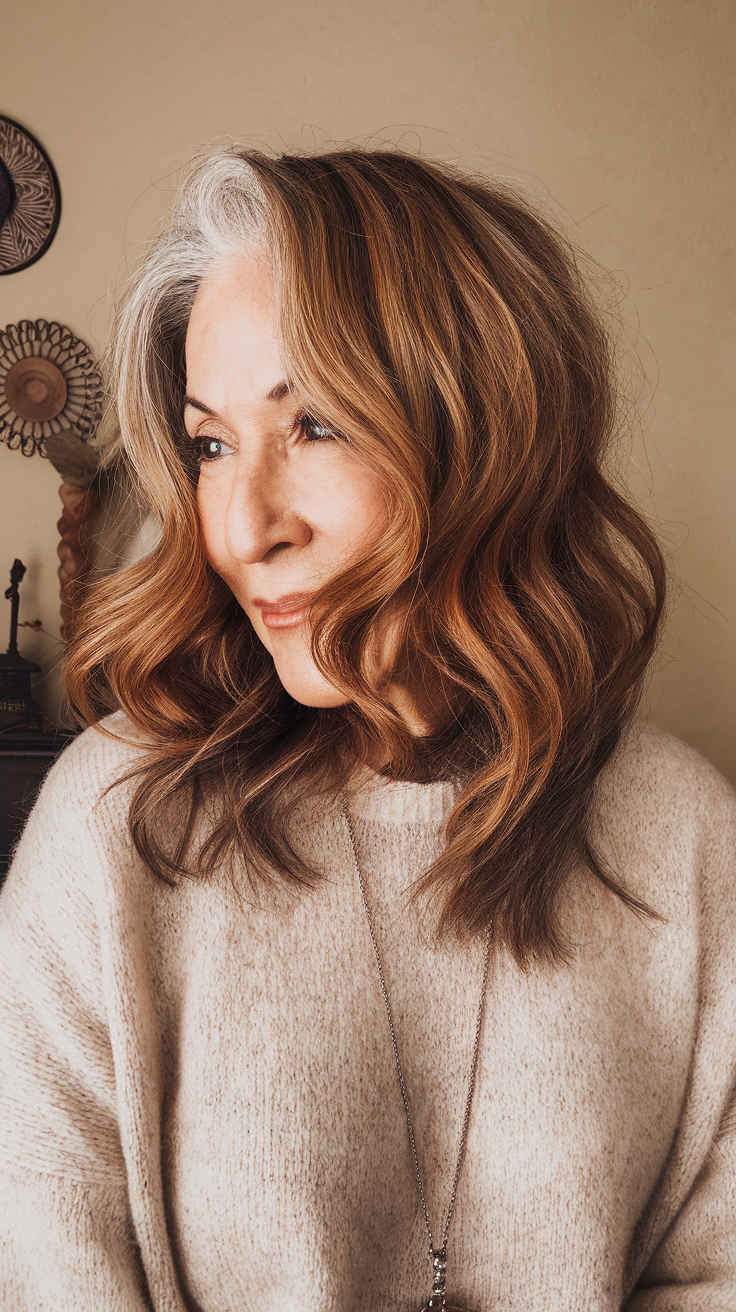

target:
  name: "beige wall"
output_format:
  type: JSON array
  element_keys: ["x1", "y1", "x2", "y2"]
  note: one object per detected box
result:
[{"x1": 2, "y1": 0, "x2": 734, "y2": 781}]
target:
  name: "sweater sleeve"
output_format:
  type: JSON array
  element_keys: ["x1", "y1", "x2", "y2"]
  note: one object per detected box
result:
[
  {"x1": 0, "y1": 724, "x2": 171, "y2": 1311},
  {"x1": 623, "y1": 1132, "x2": 736, "y2": 1310},
  {"x1": 622, "y1": 745, "x2": 736, "y2": 1310}
]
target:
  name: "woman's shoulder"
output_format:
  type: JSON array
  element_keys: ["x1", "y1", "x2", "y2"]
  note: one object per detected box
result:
[
  {"x1": 599, "y1": 718, "x2": 735, "y2": 824},
  {"x1": 0, "y1": 715, "x2": 151, "y2": 1004},
  {"x1": 592, "y1": 717, "x2": 736, "y2": 910},
  {"x1": 33, "y1": 710, "x2": 148, "y2": 813},
  {"x1": 4, "y1": 711, "x2": 147, "y2": 889}
]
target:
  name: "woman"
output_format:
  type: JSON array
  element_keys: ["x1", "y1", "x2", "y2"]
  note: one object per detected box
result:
[{"x1": 0, "y1": 146, "x2": 734, "y2": 1311}]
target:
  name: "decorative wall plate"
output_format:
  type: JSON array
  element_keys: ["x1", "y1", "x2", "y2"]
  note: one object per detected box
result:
[
  {"x1": 0, "y1": 320, "x2": 103, "y2": 457},
  {"x1": 0, "y1": 117, "x2": 61, "y2": 275}
]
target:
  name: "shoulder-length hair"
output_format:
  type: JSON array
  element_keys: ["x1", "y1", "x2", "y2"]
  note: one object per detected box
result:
[{"x1": 65, "y1": 145, "x2": 666, "y2": 965}]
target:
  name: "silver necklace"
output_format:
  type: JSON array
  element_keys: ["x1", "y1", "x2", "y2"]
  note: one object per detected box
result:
[{"x1": 342, "y1": 796, "x2": 491, "y2": 1312}]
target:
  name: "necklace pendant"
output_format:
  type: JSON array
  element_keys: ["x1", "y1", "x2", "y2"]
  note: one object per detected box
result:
[
  {"x1": 419, "y1": 1248, "x2": 467, "y2": 1312},
  {"x1": 429, "y1": 1245, "x2": 447, "y2": 1309}
]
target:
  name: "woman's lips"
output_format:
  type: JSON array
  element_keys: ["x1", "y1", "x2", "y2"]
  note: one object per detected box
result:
[{"x1": 252, "y1": 593, "x2": 312, "y2": 630}]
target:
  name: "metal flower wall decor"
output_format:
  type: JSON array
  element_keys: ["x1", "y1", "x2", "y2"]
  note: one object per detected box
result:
[
  {"x1": 0, "y1": 319, "x2": 103, "y2": 457},
  {"x1": 0, "y1": 116, "x2": 61, "y2": 275}
]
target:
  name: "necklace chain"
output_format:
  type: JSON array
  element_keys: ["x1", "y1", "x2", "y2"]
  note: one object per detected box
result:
[{"x1": 342, "y1": 795, "x2": 491, "y2": 1308}]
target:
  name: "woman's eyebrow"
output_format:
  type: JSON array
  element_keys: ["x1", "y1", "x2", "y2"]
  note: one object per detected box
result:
[
  {"x1": 183, "y1": 395, "x2": 216, "y2": 416},
  {"x1": 183, "y1": 381, "x2": 292, "y2": 416}
]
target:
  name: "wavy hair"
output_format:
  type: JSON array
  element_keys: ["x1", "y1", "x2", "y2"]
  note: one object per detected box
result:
[{"x1": 65, "y1": 145, "x2": 667, "y2": 965}]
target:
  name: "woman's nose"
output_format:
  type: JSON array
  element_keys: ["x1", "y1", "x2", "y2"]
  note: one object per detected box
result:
[{"x1": 223, "y1": 449, "x2": 311, "y2": 564}]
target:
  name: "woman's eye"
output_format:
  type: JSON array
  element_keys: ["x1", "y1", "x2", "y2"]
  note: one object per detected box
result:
[
  {"x1": 300, "y1": 414, "x2": 337, "y2": 443},
  {"x1": 197, "y1": 435, "x2": 232, "y2": 462}
]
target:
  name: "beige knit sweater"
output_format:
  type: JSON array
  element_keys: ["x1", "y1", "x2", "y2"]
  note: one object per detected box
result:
[{"x1": 1, "y1": 715, "x2": 735, "y2": 1311}]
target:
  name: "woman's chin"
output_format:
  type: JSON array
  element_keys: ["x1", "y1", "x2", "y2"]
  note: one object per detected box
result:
[{"x1": 272, "y1": 653, "x2": 349, "y2": 708}]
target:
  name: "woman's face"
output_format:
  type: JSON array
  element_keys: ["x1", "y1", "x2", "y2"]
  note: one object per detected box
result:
[{"x1": 186, "y1": 252, "x2": 389, "y2": 707}]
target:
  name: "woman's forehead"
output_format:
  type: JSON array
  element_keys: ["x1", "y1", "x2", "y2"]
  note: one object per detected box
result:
[{"x1": 185, "y1": 253, "x2": 285, "y2": 407}]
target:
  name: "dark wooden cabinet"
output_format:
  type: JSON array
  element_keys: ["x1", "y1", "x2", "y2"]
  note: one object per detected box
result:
[{"x1": 0, "y1": 729, "x2": 76, "y2": 880}]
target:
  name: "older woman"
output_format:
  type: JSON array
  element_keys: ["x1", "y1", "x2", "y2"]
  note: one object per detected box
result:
[{"x1": 0, "y1": 146, "x2": 734, "y2": 1311}]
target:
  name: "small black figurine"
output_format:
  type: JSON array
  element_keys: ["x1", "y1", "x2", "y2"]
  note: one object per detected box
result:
[{"x1": 0, "y1": 559, "x2": 43, "y2": 730}]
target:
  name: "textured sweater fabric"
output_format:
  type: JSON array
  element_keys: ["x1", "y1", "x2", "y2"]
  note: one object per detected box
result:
[{"x1": 1, "y1": 715, "x2": 736, "y2": 1311}]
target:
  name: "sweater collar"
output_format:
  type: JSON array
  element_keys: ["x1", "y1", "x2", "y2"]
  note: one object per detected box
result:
[{"x1": 345, "y1": 763, "x2": 460, "y2": 826}]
